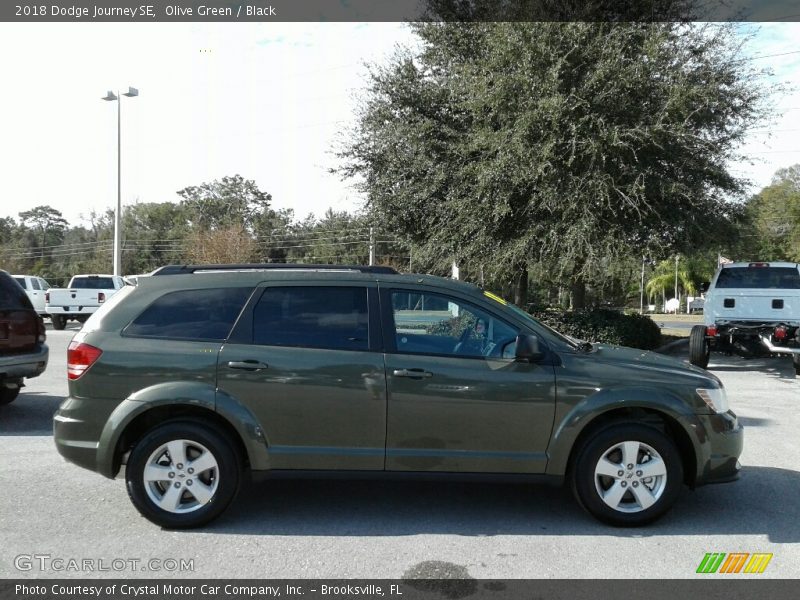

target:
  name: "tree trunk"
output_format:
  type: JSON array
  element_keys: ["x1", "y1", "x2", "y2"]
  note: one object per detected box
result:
[
  {"x1": 513, "y1": 265, "x2": 529, "y2": 307},
  {"x1": 570, "y1": 277, "x2": 587, "y2": 310}
]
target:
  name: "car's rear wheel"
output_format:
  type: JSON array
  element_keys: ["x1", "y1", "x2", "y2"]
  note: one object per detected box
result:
[
  {"x1": 793, "y1": 354, "x2": 800, "y2": 376},
  {"x1": 51, "y1": 315, "x2": 66, "y2": 330},
  {"x1": 572, "y1": 423, "x2": 683, "y2": 526},
  {"x1": 126, "y1": 421, "x2": 241, "y2": 528},
  {"x1": 0, "y1": 386, "x2": 20, "y2": 406},
  {"x1": 689, "y1": 325, "x2": 710, "y2": 368}
]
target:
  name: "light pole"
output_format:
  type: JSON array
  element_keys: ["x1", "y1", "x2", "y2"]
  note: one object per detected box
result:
[
  {"x1": 640, "y1": 256, "x2": 646, "y2": 314},
  {"x1": 102, "y1": 86, "x2": 139, "y2": 276}
]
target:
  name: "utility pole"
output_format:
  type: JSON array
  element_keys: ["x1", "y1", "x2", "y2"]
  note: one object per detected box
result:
[
  {"x1": 640, "y1": 256, "x2": 645, "y2": 314},
  {"x1": 368, "y1": 227, "x2": 375, "y2": 266}
]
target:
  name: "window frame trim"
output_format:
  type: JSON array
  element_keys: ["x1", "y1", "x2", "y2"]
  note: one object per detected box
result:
[
  {"x1": 227, "y1": 282, "x2": 382, "y2": 353},
  {"x1": 379, "y1": 286, "x2": 522, "y2": 361}
]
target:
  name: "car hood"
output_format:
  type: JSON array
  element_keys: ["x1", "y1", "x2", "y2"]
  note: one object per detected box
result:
[{"x1": 586, "y1": 343, "x2": 721, "y2": 386}]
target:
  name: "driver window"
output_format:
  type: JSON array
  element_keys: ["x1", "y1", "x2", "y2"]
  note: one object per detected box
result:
[{"x1": 391, "y1": 291, "x2": 517, "y2": 358}]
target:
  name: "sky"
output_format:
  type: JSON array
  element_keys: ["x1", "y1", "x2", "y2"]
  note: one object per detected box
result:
[{"x1": 1, "y1": 22, "x2": 800, "y2": 227}]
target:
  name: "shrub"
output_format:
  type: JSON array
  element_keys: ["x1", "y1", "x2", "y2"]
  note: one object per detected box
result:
[{"x1": 530, "y1": 308, "x2": 662, "y2": 350}]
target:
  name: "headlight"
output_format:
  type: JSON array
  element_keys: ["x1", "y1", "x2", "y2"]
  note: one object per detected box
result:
[{"x1": 696, "y1": 387, "x2": 729, "y2": 414}]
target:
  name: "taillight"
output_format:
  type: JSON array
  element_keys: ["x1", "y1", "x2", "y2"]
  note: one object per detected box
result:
[
  {"x1": 37, "y1": 316, "x2": 46, "y2": 343},
  {"x1": 45, "y1": 292, "x2": 50, "y2": 303},
  {"x1": 775, "y1": 326, "x2": 788, "y2": 341},
  {"x1": 67, "y1": 341, "x2": 102, "y2": 380},
  {"x1": 706, "y1": 326, "x2": 718, "y2": 336},
  {"x1": 98, "y1": 292, "x2": 106, "y2": 303}
]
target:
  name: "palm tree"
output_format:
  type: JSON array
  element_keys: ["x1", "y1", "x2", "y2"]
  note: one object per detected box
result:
[{"x1": 645, "y1": 257, "x2": 700, "y2": 310}]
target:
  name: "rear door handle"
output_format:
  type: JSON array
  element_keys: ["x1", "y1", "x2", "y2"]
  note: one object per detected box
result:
[
  {"x1": 226, "y1": 360, "x2": 268, "y2": 371},
  {"x1": 393, "y1": 368, "x2": 433, "y2": 379}
]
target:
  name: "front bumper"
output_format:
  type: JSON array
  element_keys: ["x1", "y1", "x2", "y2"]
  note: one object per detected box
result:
[{"x1": 695, "y1": 410, "x2": 743, "y2": 485}]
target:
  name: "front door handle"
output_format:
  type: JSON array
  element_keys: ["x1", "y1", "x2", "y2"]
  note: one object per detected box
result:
[
  {"x1": 393, "y1": 368, "x2": 433, "y2": 379},
  {"x1": 227, "y1": 360, "x2": 268, "y2": 371}
]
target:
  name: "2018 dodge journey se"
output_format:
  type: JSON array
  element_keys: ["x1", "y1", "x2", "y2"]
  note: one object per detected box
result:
[{"x1": 53, "y1": 264, "x2": 743, "y2": 528}]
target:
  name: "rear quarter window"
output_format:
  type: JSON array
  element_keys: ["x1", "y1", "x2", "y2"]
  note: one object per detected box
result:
[
  {"x1": 715, "y1": 267, "x2": 800, "y2": 289},
  {"x1": 124, "y1": 287, "x2": 254, "y2": 341}
]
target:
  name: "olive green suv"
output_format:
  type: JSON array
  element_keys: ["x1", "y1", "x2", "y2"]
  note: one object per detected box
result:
[{"x1": 53, "y1": 264, "x2": 742, "y2": 528}]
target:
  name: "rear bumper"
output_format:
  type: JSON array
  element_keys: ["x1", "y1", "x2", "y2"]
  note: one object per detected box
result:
[
  {"x1": 695, "y1": 411, "x2": 743, "y2": 485},
  {"x1": 46, "y1": 306, "x2": 97, "y2": 316},
  {"x1": 0, "y1": 344, "x2": 48, "y2": 381},
  {"x1": 53, "y1": 396, "x2": 108, "y2": 475}
]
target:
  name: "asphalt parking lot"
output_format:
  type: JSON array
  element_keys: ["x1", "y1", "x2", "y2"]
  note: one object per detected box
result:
[{"x1": 1, "y1": 324, "x2": 798, "y2": 579}]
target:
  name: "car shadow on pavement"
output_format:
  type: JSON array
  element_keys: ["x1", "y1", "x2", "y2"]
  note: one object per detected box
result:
[
  {"x1": 0, "y1": 391, "x2": 63, "y2": 436},
  {"x1": 204, "y1": 465, "x2": 800, "y2": 543}
]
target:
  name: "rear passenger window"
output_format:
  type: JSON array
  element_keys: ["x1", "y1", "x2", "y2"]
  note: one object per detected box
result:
[
  {"x1": 31, "y1": 279, "x2": 41, "y2": 290},
  {"x1": 253, "y1": 287, "x2": 368, "y2": 351},
  {"x1": 125, "y1": 288, "x2": 253, "y2": 341}
]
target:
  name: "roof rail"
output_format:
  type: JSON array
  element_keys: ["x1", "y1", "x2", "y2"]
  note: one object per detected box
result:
[{"x1": 150, "y1": 263, "x2": 399, "y2": 276}]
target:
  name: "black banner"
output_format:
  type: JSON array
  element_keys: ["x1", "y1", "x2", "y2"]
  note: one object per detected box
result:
[{"x1": 1, "y1": 580, "x2": 797, "y2": 600}]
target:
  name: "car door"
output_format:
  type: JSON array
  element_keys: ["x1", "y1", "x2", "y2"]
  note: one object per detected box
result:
[
  {"x1": 382, "y1": 287, "x2": 556, "y2": 474},
  {"x1": 29, "y1": 277, "x2": 45, "y2": 314},
  {"x1": 218, "y1": 282, "x2": 387, "y2": 471}
]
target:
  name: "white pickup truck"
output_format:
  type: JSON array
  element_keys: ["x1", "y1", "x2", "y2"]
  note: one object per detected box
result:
[
  {"x1": 689, "y1": 261, "x2": 800, "y2": 374},
  {"x1": 45, "y1": 274, "x2": 127, "y2": 330}
]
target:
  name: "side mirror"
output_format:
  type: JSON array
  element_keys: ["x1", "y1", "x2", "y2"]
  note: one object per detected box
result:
[
  {"x1": 700, "y1": 281, "x2": 709, "y2": 294},
  {"x1": 515, "y1": 334, "x2": 544, "y2": 362}
]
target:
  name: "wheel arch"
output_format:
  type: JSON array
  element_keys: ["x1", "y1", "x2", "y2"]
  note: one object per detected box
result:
[
  {"x1": 96, "y1": 382, "x2": 270, "y2": 478},
  {"x1": 548, "y1": 404, "x2": 700, "y2": 487}
]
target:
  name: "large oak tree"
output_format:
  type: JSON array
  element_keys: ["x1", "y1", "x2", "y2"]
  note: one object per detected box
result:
[{"x1": 338, "y1": 23, "x2": 772, "y2": 306}]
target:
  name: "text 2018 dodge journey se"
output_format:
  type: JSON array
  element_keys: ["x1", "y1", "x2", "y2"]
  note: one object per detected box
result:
[{"x1": 53, "y1": 264, "x2": 742, "y2": 528}]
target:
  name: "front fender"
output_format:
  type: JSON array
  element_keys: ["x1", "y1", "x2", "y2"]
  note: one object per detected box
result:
[
  {"x1": 96, "y1": 381, "x2": 269, "y2": 478},
  {"x1": 545, "y1": 386, "x2": 707, "y2": 480}
]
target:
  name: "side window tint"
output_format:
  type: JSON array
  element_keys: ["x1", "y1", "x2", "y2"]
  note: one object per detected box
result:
[
  {"x1": 31, "y1": 279, "x2": 41, "y2": 290},
  {"x1": 391, "y1": 291, "x2": 517, "y2": 358},
  {"x1": 253, "y1": 287, "x2": 368, "y2": 351},
  {"x1": 14, "y1": 277, "x2": 27, "y2": 290},
  {"x1": 126, "y1": 287, "x2": 253, "y2": 341}
]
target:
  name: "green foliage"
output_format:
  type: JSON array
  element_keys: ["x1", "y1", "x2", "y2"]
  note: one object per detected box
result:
[
  {"x1": 337, "y1": 22, "x2": 773, "y2": 305},
  {"x1": 532, "y1": 308, "x2": 662, "y2": 350},
  {"x1": 741, "y1": 165, "x2": 800, "y2": 261}
]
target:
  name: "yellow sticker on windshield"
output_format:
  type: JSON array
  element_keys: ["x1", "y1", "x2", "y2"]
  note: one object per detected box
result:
[{"x1": 484, "y1": 291, "x2": 507, "y2": 305}]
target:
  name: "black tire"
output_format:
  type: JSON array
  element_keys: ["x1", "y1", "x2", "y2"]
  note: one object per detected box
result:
[
  {"x1": 0, "y1": 387, "x2": 20, "y2": 406},
  {"x1": 793, "y1": 354, "x2": 800, "y2": 376},
  {"x1": 51, "y1": 315, "x2": 66, "y2": 330},
  {"x1": 689, "y1": 325, "x2": 710, "y2": 368},
  {"x1": 571, "y1": 423, "x2": 684, "y2": 526},
  {"x1": 126, "y1": 421, "x2": 241, "y2": 528}
]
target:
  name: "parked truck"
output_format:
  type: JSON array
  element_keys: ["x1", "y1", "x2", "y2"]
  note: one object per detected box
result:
[
  {"x1": 45, "y1": 274, "x2": 127, "y2": 330},
  {"x1": 689, "y1": 261, "x2": 800, "y2": 374}
]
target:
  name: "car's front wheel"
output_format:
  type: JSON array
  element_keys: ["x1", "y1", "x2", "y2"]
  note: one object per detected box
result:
[
  {"x1": 572, "y1": 424, "x2": 683, "y2": 526},
  {"x1": 125, "y1": 421, "x2": 241, "y2": 528},
  {"x1": 51, "y1": 315, "x2": 66, "y2": 330}
]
